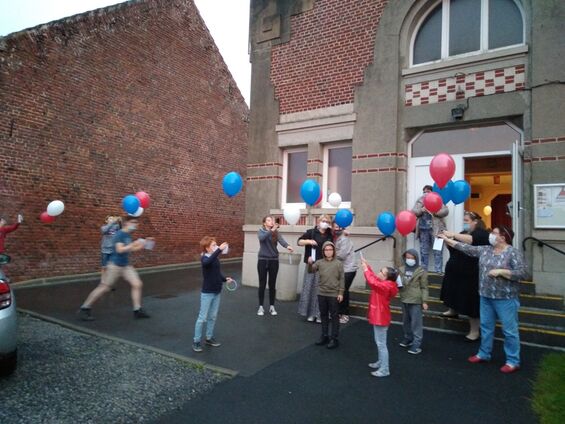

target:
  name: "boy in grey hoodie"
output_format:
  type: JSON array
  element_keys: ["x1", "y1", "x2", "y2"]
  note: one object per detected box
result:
[{"x1": 398, "y1": 249, "x2": 428, "y2": 354}]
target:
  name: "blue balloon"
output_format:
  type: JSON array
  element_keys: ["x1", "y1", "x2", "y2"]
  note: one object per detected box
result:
[
  {"x1": 451, "y1": 180, "x2": 471, "y2": 205},
  {"x1": 433, "y1": 180, "x2": 454, "y2": 204},
  {"x1": 122, "y1": 195, "x2": 140, "y2": 214},
  {"x1": 376, "y1": 212, "x2": 396, "y2": 236},
  {"x1": 334, "y1": 209, "x2": 353, "y2": 228},
  {"x1": 300, "y1": 179, "x2": 321, "y2": 206},
  {"x1": 222, "y1": 172, "x2": 243, "y2": 197}
]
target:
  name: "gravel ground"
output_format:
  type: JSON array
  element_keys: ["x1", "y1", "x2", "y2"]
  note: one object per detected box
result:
[{"x1": 0, "y1": 314, "x2": 227, "y2": 424}]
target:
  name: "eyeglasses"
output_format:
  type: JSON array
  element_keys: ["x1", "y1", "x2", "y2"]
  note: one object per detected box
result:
[{"x1": 465, "y1": 211, "x2": 482, "y2": 220}]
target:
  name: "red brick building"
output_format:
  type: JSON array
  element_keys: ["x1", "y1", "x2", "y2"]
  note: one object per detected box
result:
[{"x1": 0, "y1": 0, "x2": 248, "y2": 281}]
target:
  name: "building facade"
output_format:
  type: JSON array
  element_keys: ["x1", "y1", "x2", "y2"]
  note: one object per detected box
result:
[
  {"x1": 0, "y1": 0, "x2": 248, "y2": 281},
  {"x1": 243, "y1": 0, "x2": 564, "y2": 295}
]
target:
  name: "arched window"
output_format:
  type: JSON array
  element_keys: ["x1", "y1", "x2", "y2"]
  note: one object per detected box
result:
[{"x1": 412, "y1": 0, "x2": 524, "y2": 66}]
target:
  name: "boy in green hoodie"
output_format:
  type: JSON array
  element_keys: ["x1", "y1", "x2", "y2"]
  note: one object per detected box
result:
[{"x1": 398, "y1": 249, "x2": 428, "y2": 354}]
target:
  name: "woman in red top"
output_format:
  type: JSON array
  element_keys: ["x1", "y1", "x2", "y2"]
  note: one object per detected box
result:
[
  {"x1": 0, "y1": 214, "x2": 22, "y2": 254},
  {"x1": 362, "y1": 259, "x2": 399, "y2": 378}
]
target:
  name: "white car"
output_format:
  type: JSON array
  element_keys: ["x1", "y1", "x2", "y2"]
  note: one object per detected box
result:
[{"x1": 0, "y1": 255, "x2": 17, "y2": 376}]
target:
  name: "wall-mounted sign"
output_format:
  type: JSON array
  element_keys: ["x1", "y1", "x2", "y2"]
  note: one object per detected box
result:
[{"x1": 534, "y1": 184, "x2": 565, "y2": 229}]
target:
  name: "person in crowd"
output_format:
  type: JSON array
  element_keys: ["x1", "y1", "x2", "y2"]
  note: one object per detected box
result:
[
  {"x1": 257, "y1": 216, "x2": 294, "y2": 316},
  {"x1": 398, "y1": 249, "x2": 428, "y2": 355},
  {"x1": 100, "y1": 215, "x2": 121, "y2": 285},
  {"x1": 439, "y1": 225, "x2": 528, "y2": 373},
  {"x1": 361, "y1": 259, "x2": 399, "y2": 378},
  {"x1": 412, "y1": 185, "x2": 449, "y2": 273},
  {"x1": 0, "y1": 214, "x2": 23, "y2": 254},
  {"x1": 332, "y1": 221, "x2": 357, "y2": 324},
  {"x1": 440, "y1": 211, "x2": 490, "y2": 341},
  {"x1": 192, "y1": 236, "x2": 235, "y2": 352},
  {"x1": 297, "y1": 214, "x2": 333, "y2": 323},
  {"x1": 308, "y1": 241, "x2": 344, "y2": 349},
  {"x1": 78, "y1": 216, "x2": 152, "y2": 321}
]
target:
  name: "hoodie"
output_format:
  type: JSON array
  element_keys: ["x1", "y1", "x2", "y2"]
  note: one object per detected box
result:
[
  {"x1": 399, "y1": 249, "x2": 428, "y2": 304},
  {"x1": 309, "y1": 241, "x2": 345, "y2": 297}
]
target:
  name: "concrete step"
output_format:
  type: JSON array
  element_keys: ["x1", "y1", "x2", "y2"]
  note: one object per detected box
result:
[{"x1": 426, "y1": 273, "x2": 537, "y2": 295}]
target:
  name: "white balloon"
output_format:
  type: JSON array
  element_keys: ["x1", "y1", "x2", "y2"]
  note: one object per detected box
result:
[
  {"x1": 46, "y1": 200, "x2": 65, "y2": 217},
  {"x1": 283, "y1": 207, "x2": 301, "y2": 225},
  {"x1": 328, "y1": 192, "x2": 342, "y2": 208},
  {"x1": 129, "y1": 207, "x2": 144, "y2": 217}
]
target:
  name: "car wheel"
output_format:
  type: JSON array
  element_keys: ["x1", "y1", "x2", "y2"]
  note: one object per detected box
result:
[{"x1": 0, "y1": 350, "x2": 17, "y2": 377}]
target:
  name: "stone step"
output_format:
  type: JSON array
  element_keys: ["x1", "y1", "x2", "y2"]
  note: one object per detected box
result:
[{"x1": 426, "y1": 273, "x2": 537, "y2": 295}]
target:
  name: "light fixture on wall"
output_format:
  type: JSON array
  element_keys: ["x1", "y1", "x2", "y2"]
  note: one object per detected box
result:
[{"x1": 451, "y1": 98, "x2": 469, "y2": 121}]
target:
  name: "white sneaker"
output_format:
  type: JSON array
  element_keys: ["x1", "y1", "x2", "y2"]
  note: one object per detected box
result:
[
  {"x1": 371, "y1": 369, "x2": 390, "y2": 377},
  {"x1": 269, "y1": 306, "x2": 277, "y2": 316},
  {"x1": 257, "y1": 306, "x2": 264, "y2": 316},
  {"x1": 307, "y1": 316, "x2": 315, "y2": 322},
  {"x1": 368, "y1": 361, "x2": 381, "y2": 369},
  {"x1": 315, "y1": 317, "x2": 322, "y2": 324}
]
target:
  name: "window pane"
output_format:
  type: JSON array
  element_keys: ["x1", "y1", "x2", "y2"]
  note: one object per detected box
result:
[
  {"x1": 413, "y1": 4, "x2": 442, "y2": 64},
  {"x1": 449, "y1": 0, "x2": 481, "y2": 56},
  {"x1": 328, "y1": 147, "x2": 352, "y2": 202},
  {"x1": 287, "y1": 151, "x2": 307, "y2": 203},
  {"x1": 489, "y1": 0, "x2": 523, "y2": 49}
]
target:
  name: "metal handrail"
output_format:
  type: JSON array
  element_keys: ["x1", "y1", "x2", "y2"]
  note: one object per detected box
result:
[
  {"x1": 355, "y1": 235, "x2": 396, "y2": 252},
  {"x1": 522, "y1": 237, "x2": 565, "y2": 256}
]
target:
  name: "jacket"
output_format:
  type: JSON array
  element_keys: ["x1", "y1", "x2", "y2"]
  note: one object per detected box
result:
[
  {"x1": 298, "y1": 227, "x2": 333, "y2": 264},
  {"x1": 399, "y1": 249, "x2": 428, "y2": 304},
  {"x1": 257, "y1": 227, "x2": 289, "y2": 260},
  {"x1": 412, "y1": 195, "x2": 448, "y2": 238},
  {"x1": 201, "y1": 248, "x2": 226, "y2": 294},
  {"x1": 364, "y1": 266, "x2": 398, "y2": 326},
  {"x1": 334, "y1": 234, "x2": 358, "y2": 273},
  {"x1": 309, "y1": 242, "x2": 345, "y2": 297}
]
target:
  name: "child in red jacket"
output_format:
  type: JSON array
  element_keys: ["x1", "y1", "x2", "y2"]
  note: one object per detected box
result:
[{"x1": 362, "y1": 258, "x2": 399, "y2": 377}]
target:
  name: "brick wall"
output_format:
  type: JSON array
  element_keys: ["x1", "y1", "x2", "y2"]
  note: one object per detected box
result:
[
  {"x1": 0, "y1": 0, "x2": 248, "y2": 281},
  {"x1": 270, "y1": 0, "x2": 388, "y2": 114}
]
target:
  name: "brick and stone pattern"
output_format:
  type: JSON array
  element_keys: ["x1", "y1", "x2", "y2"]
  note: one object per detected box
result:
[
  {"x1": 405, "y1": 64, "x2": 526, "y2": 106},
  {"x1": 0, "y1": 0, "x2": 248, "y2": 281},
  {"x1": 270, "y1": 0, "x2": 389, "y2": 114}
]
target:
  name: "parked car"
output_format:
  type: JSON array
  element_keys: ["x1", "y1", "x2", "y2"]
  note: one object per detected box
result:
[{"x1": 0, "y1": 254, "x2": 17, "y2": 376}]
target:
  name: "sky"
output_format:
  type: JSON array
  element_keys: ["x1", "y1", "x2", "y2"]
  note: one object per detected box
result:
[{"x1": 0, "y1": 0, "x2": 251, "y2": 104}]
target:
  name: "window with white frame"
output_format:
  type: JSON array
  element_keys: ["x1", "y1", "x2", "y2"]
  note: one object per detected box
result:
[
  {"x1": 412, "y1": 0, "x2": 524, "y2": 66},
  {"x1": 323, "y1": 144, "x2": 352, "y2": 207},
  {"x1": 282, "y1": 148, "x2": 308, "y2": 207}
]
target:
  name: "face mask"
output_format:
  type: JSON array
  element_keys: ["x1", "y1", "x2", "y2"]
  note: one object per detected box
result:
[
  {"x1": 129, "y1": 224, "x2": 137, "y2": 231},
  {"x1": 462, "y1": 223, "x2": 470, "y2": 232},
  {"x1": 488, "y1": 233, "x2": 498, "y2": 246},
  {"x1": 334, "y1": 230, "x2": 343, "y2": 237},
  {"x1": 319, "y1": 222, "x2": 329, "y2": 230},
  {"x1": 405, "y1": 258, "x2": 416, "y2": 267}
]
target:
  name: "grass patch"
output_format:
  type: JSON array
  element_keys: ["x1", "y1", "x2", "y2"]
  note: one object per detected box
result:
[{"x1": 532, "y1": 352, "x2": 565, "y2": 424}]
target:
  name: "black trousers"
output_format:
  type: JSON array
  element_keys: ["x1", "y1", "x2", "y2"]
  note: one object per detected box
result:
[
  {"x1": 338, "y1": 271, "x2": 357, "y2": 315},
  {"x1": 257, "y1": 259, "x2": 279, "y2": 306},
  {"x1": 318, "y1": 295, "x2": 340, "y2": 339}
]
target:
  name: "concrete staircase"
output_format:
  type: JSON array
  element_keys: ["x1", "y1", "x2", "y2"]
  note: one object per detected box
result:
[{"x1": 349, "y1": 274, "x2": 565, "y2": 347}]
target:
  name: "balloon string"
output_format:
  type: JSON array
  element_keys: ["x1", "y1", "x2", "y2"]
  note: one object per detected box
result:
[{"x1": 354, "y1": 235, "x2": 396, "y2": 252}]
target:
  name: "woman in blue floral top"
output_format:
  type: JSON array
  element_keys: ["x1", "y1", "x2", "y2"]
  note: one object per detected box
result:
[{"x1": 439, "y1": 225, "x2": 528, "y2": 374}]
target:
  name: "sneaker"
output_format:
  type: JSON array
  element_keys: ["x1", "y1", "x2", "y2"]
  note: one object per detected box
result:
[
  {"x1": 368, "y1": 361, "x2": 381, "y2": 369},
  {"x1": 326, "y1": 339, "x2": 339, "y2": 349},
  {"x1": 192, "y1": 341, "x2": 203, "y2": 352},
  {"x1": 134, "y1": 308, "x2": 150, "y2": 319},
  {"x1": 205, "y1": 338, "x2": 221, "y2": 347},
  {"x1": 307, "y1": 316, "x2": 315, "y2": 322},
  {"x1": 339, "y1": 315, "x2": 349, "y2": 324},
  {"x1": 468, "y1": 355, "x2": 488, "y2": 364},
  {"x1": 257, "y1": 306, "x2": 265, "y2": 316},
  {"x1": 315, "y1": 317, "x2": 322, "y2": 324},
  {"x1": 77, "y1": 307, "x2": 94, "y2": 321},
  {"x1": 500, "y1": 364, "x2": 520, "y2": 374},
  {"x1": 399, "y1": 340, "x2": 412, "y2": 348},
  {"x1": 269, "y1": 306, "x2": 277, "y2": 316},
  {"x1": 371, "y1": 369, "x2": 390, "y2": 378},
  {"x1": 315, "y1": 336, "x2": 329, "y2": 346},
  {"x1": 408, "y1": 347, "x2": 422, "y2": 355}
]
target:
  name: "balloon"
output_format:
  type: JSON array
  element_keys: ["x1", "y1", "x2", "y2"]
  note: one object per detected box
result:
[
  {"x1": 451, "y1": 180, "x2": 471, "y2": 205},
  {"x1": 300, "y1": 179, "x2": 321, "y2": 206},
  {"x1": 429, "y1": 153, "x2": 456, "y2": 189},
  {"x1": 334, "y1": 209, "x2": 353, "y2": 228},
  {"x1": 46, "y1": 200, "x2": 65, "y2": 217},
  {"x1": 40, "y1": 211, "x2": 56, "y2": 224},
  {"x1": 129, "y1": 207, "x2": 144, "y2": 217},
  {"x1": 135, "y1": 191, "x2": 150, "y2": 209},
  {"x1": 483, "y1": 205, "x2": 492, "y2": 216},
  {"x1": 222, "y1": 172, "x2": 243, "y2": 197},
  {"x1": 376, "y1": 212, "x2": 396, "y2": 236},
  {"x1": 283, "y1": 207, "x2": 301, "y2": 225},
  {"x1": 314, "y1": 190, "x2": 323, "y2": 206},
  {"x1": 433, "y1": 181, "x2": 454, "y2": 204},
  {"x1": 328, "y1": 192, "x2": 342, "y2": 208},
  {"x1": 423, "y1": 192, "x2": 443, "y2": 214},
  {"x1": 395, "y1": 210, "x2": 417, "y2": 236},
  {"x1": 122, "y1": 195, "x2": 141, "y2": 214}
]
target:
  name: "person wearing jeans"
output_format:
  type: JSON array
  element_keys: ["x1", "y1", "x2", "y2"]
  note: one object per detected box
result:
[{"x1": 333, "y1": 221, "x2": 357, "y2": 324}]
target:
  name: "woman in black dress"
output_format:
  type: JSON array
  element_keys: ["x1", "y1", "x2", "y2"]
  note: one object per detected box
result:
[{"x1": 440, "y1": 211, "x2": 489, "y2": 341}]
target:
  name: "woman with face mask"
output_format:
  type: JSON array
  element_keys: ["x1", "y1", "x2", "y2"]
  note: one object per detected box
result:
[
  {"x1": 440, "y1": 211, "x2": 490, "y2": 341},
  {"x1": 439, "y1": 225, "x2": 528, "y2": 373},
  {"x1": 297, "y1": 214, "x2": 334, "y2": 322}
]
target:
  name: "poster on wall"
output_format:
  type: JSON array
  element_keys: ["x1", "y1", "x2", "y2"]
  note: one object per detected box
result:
[{"x1": 534, "y1": 184, "x2": 565, "y2": 229}]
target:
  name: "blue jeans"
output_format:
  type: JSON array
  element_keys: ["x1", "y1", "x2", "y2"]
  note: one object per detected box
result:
[
  {"x1": 478, "y1": 296, "x2": 520, "y2": 366},
  {"x1": 194, "y1": 292, "x2": 221, "y2": 343},
  {"x1": 402, "y1": 303, "x2": 423, "y2": 349},
  {"x1": 419, "y1": 228, "x2": 443, "y2": 273},
  {"x1": 373, "y1": 325, "x2": 389, "y2": 373}
]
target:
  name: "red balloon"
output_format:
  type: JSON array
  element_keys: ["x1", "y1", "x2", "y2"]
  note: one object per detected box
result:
[
  {"x1": 135, "y1": 191, "x2": 151, "y2": 209},
  {"x1": 40, "y1": 211, "x2": 56, "y2": 224},
  {"x1": 430, "y1": 153, "x2": 455, "y2": 189},
  {"x1": 395, "y1": 210, "x2": 417, "y2": 236},
  {"x1": 314, "y1": 190, "x2": 323, "y2": 206},
  {"x1": 423, "y1": 192, "x2": 443, "y2": 214}
]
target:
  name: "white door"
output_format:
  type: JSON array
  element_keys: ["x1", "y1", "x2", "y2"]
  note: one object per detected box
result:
[{"x1": 511, "y1": 139, "x2": 524, "y2": 248}]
